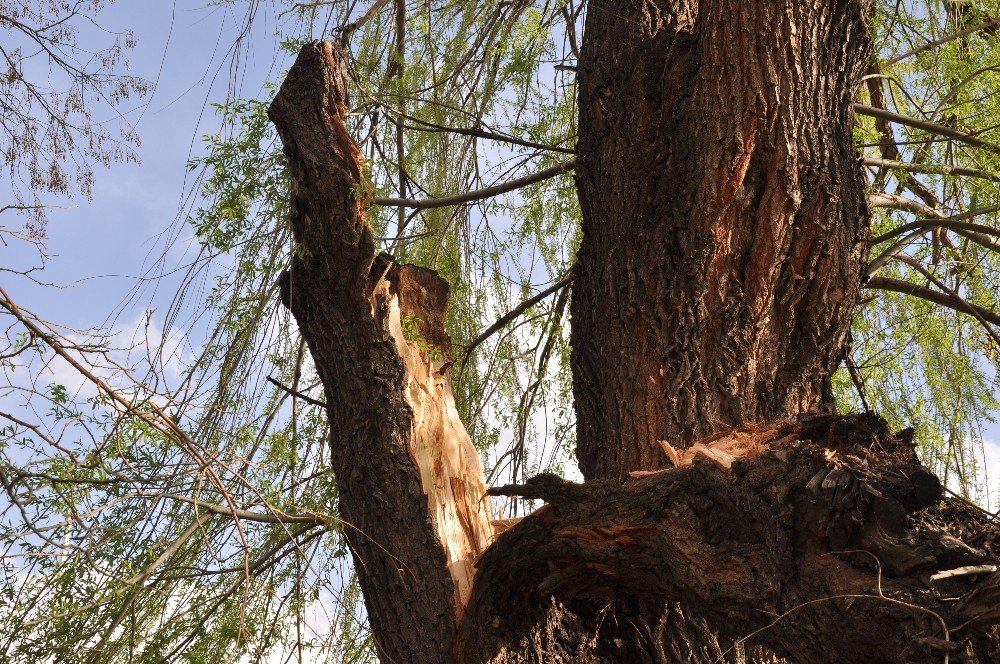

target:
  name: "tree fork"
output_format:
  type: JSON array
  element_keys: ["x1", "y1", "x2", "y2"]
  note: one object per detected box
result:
[{"x1": 269, "y1": 30, "x2": 1000, "y2": 664}]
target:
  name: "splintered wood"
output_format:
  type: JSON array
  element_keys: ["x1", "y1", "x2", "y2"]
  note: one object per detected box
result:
[
  {"x1": 374, "y1": 261, "x2": 494, "y2": 613},
  {"x1": 649, "y1": 424, "x2": 796, "y2": 473}
]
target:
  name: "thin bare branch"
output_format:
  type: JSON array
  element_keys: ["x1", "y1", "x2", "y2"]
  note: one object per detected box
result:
[
  {"x1": 266, "y1": 376, "x2": 326, "y2": 408},
  {"x1": 372, "y1": 158, "x2": 577, "y2": 209},
  {"x1": 460, "y1": 269, "x2": 574, "y2": 363}
]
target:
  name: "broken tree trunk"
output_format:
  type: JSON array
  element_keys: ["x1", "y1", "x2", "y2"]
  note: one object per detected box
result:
[
  {"x1": 268, "y1": 40, "x2": 1000, "y2": 664},
  {"x1": 460, "y1": 415, "x2": 1000, "y2": 663},
  {"x1": 268, "y1": 41, "x2": 493, "y2": 663}
]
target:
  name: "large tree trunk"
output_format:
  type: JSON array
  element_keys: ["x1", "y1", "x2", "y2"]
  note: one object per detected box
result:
[
  {"x1": 268, "y1": 14, "x2": 1000, "y2": 664},
  {"x1": 566, "y1": 2, "x2": 874, "y2": 659},
  {"x1": 572, "y1": 0, "x2": 873, "y2": 481}
]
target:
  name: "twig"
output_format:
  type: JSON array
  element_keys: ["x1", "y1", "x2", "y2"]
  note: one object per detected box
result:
[
  {"x1": 716, "y1": 594, "x2": 951, "y2": 664},
  {"x1": 844, "y1": 353, "x2": 871, "y2": 412},
  {"x1": 266, "y1": 376, "x2": 326, "y2": 408},
  {"x1": 931, "y1": 565, "x2": 998, "y2": 582},
  {"x1": 943, "y1": 486, "x2": 1000, "y2": 524}
]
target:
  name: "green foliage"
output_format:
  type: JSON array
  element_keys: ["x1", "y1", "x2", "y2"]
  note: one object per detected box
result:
[
  {"x1": 834, "y1": 0, "x2": 1000, "y2": 496},
  {"x1": 4, "y1": 1, "x2": 1000, "y2": 661},
  {"x1": 400, "y1": 313, "x2": 444, "y2": 361}
]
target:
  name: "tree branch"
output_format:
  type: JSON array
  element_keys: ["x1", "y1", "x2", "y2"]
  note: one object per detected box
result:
[
  {"x1": 862, "y1": 157, "x2": 999, "y2": 182},
  {"x1": 460, "y1": 269, "x2": 574, "y2": 362},
  {"x1": 396, "y1": 117, "x2": 576, "y2": 154},
  {"x1": 265, "y1": 376, "x2": 326, "y2": 407},
  {"x1": 894, "y1": 255, "x2": 1000, "y2": 347},
  {"x1": 866, "y1": 196, "x2": 1000, "y2": 269},
  {"x1": 855, "y1": 104, "x2": 1000, "y2": 153},
  {"x1": 865, "y1": 276, "x2": 1000, "y2": 327},
  {"x1": 870, "y1": 217, "x2": 1000, "y2": 246},
  {"x1": 146, "y1": 493, "x2": 330, "y2": 525},
  {"x1": 269, "y1": 42, "x2": 495, "y2": 663},
  {"x1": 372, "y1": 158, "x2": 577, "y2": 209}
]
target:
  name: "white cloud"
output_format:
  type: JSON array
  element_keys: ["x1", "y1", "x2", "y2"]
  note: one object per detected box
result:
[{"x1": 1, "y1": 309, "x2": 193, "y2": 421}]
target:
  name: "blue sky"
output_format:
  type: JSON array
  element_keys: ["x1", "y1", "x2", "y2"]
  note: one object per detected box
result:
[
  {"x1": 4, "y1": 0, "x2": 999, "y2": 509},
  {"x1": 7, "y1": 0, "x2": 287, "y2": 330}
]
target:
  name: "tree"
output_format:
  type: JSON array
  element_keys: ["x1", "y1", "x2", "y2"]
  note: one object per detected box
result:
[
  {"x1": 3, "y1": 1, "x2": 1000, "y2": 662},
  {"x1": 0, "y1": 0, "x2": 147, "y2": 233},
  {"x1": 265, "y1": 9, "x2": 1000, "y2": 656}
]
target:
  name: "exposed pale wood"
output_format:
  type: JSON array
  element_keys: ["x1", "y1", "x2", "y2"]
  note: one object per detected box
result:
[
  {"x1": 657, "y1": 424, "x2": 792, "y2": 470},
  {"x1": 374, "y1": 260, "x2": 493, "y2": 612}
]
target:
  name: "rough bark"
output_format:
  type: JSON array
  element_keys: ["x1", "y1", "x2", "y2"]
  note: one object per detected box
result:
[
  {"x1": 572, "y1": 0, "x2": 874, "y2": 481},
  {"x1": 267, "y1": 19, "x2": 1000, "y2": 664},
  {"x1": 459, "y1": 414, "x2": 1000, "y2": 663},
  {"x1": 268, "y1": 42, "x2": 493, "y2": 664}
]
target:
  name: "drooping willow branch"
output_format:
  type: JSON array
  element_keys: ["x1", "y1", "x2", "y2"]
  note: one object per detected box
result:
[
  {"x1": 0, "y1": 286, "x2": 332, "y2": 533},
  {"x1": 882, "y1": 17, "x2": 1000, "y2": 67}
]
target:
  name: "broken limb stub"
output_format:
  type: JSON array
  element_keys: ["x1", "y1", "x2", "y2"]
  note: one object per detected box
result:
[
  {"x1": 460, "y1": 414, "x2": 1000, "y2": 663},
  {"x1": 269, "y1": 41, "x2": 492, "y2": 663}
]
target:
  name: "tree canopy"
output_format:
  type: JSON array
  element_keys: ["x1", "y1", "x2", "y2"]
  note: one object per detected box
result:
[{"x1": 1, "y1": 1, "x2": 1000, "y2": 661}]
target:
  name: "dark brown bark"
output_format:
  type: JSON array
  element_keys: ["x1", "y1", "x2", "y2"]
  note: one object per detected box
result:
[
  {"x1": 572, "y1": 0, "x2": 874, "y2": 481},
  {"x1": 268, "y1": 42, "x2": 493, "y2": 664},
  {"x1": 459, "y1": 415, "x2": 1000, "y2": 663},
  {"x1": 267, "y1": 9, "x2": 1000, "y2": 663}
]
